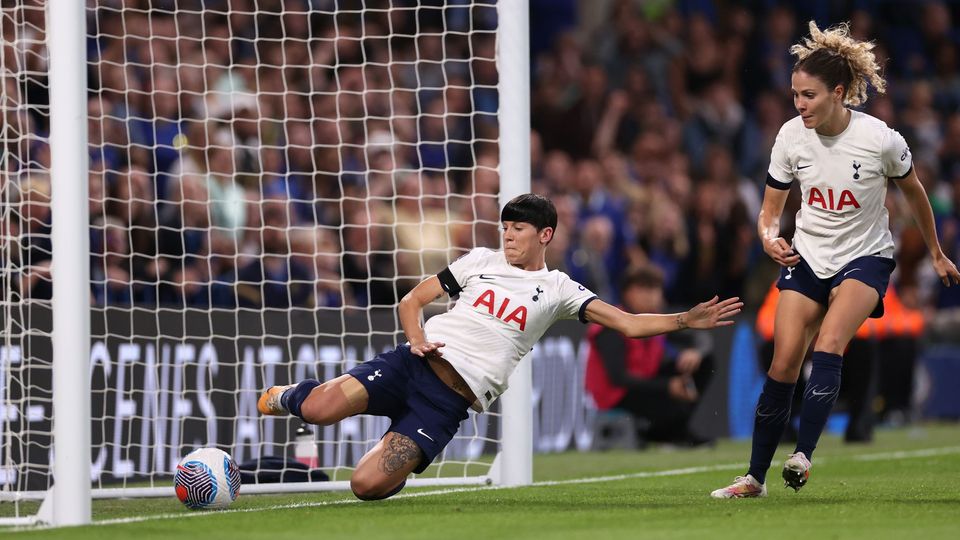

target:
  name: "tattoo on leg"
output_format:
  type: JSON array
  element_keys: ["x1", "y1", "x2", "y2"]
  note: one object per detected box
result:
[{"x1": 378, "y1": 434, "x2": 422, "y2": 476}]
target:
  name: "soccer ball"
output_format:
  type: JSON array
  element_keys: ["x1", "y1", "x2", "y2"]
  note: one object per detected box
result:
[{"x1": 174, "y1": 447, "x2": 242, "y2": 510}]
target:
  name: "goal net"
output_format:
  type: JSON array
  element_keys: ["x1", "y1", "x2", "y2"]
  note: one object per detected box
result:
[{"x1": 1, "y1": 0, "x2": 525, "y2": 523}]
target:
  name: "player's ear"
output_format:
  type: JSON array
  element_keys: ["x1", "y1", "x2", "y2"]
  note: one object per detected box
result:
[
  {"x1": 833, "y1": 84, "x2": 845, "y2": 102},
  {"x1": 539, "y1": 226, "x2": 554, "y2": 245}
]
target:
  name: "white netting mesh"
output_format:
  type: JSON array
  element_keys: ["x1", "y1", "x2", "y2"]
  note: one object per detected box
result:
[
  {"x1": 2, "y1": 0, "x2": 54, "y2": 505},
  {"x1": 1, "y1": 0, "x2": 503, "y2": 509}
]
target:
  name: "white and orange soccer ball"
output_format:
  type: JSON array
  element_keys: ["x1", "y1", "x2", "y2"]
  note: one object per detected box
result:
[{"x1": 174, "y1": 447, "x2": 242, "y2": 510}]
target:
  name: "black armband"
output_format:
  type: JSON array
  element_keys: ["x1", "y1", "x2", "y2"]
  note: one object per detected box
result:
[
  {"x1": 437, "y1": 267, "x2": 462, "y2": 296},
  {"x1": 889, "y1": 164, "x2": 913, "y2": 180},
  {"x1": 578, "y1": 296, "x2": 599, "y2": 323},
  {"x1": 766, "y1": 173, "x2": 792, "y2": 190}
]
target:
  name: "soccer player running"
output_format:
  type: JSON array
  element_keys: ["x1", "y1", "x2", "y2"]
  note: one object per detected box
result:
[
  {"x1": 259, "y1": 193, "x2": 742, "y2": 501},
  {"x1": 711, "y1": 22, "x2": 960, "y2": 499}
]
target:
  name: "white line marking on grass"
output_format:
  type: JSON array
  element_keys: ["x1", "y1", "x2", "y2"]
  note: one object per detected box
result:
[
  {"x1": 850, "y1": 446, "x2": 960, "y2": 462},
  {"x1": 9, "y1": 445, "x2": 960, "y2": 532},
  {"x1": 531, "y1": 463, "x2": 745, "y2": 487},
  {"x1": 86, "y1": 465, "x2": 755, "y2": 528}
]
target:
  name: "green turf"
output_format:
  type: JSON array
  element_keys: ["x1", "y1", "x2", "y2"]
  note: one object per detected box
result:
[{"x1": 4, "y1": 423, "x2": 959, "y2": 539}]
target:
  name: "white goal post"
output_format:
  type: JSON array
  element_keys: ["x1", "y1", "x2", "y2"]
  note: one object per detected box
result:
[{"x1": 0, "y1": 0, "x2": 532, "y2": 527}]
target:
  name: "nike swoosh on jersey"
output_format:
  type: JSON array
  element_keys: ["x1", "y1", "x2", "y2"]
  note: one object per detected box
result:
[
  {"x1": 797, "y1": 164, "x2": 813, "y2": 170},
  {"x1": 416, "y1": 428, "x2": 435, "y2": 442},
  {"x1": 479, "y1": 274, "x2": 495, "y2": 280}
]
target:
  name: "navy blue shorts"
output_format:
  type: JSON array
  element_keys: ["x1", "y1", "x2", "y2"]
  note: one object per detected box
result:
[
  {"x1": 777, "y1": 253, "x2": 896, "y2": 318},
  {"x1": 346, "y1": 344, "x2": 471, "y2": 474}
]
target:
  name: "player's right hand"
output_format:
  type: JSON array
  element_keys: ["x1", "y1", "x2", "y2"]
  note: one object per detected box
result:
[
  {"x1": 668, "y1": 376, "x2": 698, "y2": 402},
  {"x1": 763, "y1": 236, "x2": 801, "y2": 267},
  {"x1": 932, "y1": 252, "x2": 960, "y2": 287},
  {"x1": 409, "y1": 341, "x2": 445, "y2": 360},
  {"x1": 676, "y1": 349, "x2": 702, "y2": 374}
]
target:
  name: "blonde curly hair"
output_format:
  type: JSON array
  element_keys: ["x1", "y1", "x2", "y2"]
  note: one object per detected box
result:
[{"x1": 790, "y1": 20, "x2": 885, "y2": 107}]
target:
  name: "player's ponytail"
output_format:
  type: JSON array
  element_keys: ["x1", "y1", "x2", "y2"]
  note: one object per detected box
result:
[{"x1": 791, "y1": 20, "x2": 885, "y2": 107}]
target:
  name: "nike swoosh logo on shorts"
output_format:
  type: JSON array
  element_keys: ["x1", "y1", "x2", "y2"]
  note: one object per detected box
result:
[
  {"x1": 417, "y1": 428, "x2": 435, "y2": 442},
  {"x1": 811, "y1": 389, "x2": 835, "y2": 396},
  {"x1": 843, "y1": 268, "x2": 860, "y2": 277},
  {"x1": 797, "y1": 164, "x2": 812, "y2": 170}
]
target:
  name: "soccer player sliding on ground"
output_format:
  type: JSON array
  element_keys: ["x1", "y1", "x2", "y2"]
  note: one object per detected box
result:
[
  {"x1": 711, "y1": 21, "x2": 960, "y2": 499},
  {"x1": 259, "y1": 193, "x2": 742, "y2": 500}
]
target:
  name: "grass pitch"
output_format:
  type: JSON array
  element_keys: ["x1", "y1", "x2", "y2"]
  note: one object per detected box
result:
[{"x1": 4, "y1": 423, "x2": 959, "y2": 539}]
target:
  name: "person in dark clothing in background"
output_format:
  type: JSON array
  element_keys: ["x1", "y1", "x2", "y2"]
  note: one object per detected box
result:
[{"x1": 585, "y1": 265, "x2": 714, "y2": 446}]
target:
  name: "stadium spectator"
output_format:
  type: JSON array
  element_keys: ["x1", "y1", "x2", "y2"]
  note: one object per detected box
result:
[
  {"x1": 585, "y1": 265, "x2": 715, "y2": 446},
  {"x1": 87, "y1": 96, "x2": 124, "y2": 173},
  {"x1": 671, "y1": 180, "x2": 751, "y2": 304},
  {"x1": 566, "y1": 159, "x2": 632, "y2": 303},
  {"x1": 14, "y1": 174, "x2": 53, "y2": 301},
  {"x1": 230, "y1": 196, "x2": 313, "y2": 309},
  {"x1": 90, "y1": 216, "x2": 132, "y2": 306},
  {"x1": 106, "y1": 166, "x2": 158, "y2": 304},
  {"x1": 637, "y1": 189, "x2": 689, "y2": 293},
  {"x1": 341, "y1": 208, "x2": 400, "y2": 307},
  {"x1": 156, "y1": 174, "x2": 212, "y2": 307},
  {"x1": 204, "y1": 129, "x2": 248, "y2": 243},
  {"x1": 289, "y1": 227, "x2": 345, "y2": 308},
  {"x1": 682, "y1": 80, "x2": 751, "y2": 174}
]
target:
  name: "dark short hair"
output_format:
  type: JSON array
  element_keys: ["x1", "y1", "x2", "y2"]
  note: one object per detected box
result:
[
  {"x1": 500, "y1": 193, "x2": 558, "y2": 231},
  {"x1": 794, "y1": 48, "x2": 852, "y2": 96},
  {"x1": 621, "y1": 265, "x2": 665, "y2": 291}
]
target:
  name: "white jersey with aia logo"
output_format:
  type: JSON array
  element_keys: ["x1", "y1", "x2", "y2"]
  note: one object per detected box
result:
[
  {"x1": 768, "y1": 111, "x2": 912, "y2": 278},
  {"x1": 424, "y1": 247, "x2": 597, "y2": 410}
]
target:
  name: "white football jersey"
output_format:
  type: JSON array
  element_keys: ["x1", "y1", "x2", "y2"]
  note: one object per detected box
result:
[
  {"x1": 423, "y1": 247, "x2": 597, "y2": 411},
  {"x1": 767, "y1": 111, "x2": 912, "y2": 278}
]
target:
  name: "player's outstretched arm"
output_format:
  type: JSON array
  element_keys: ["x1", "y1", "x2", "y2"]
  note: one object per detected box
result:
[
  {"x1": 584, "y1": 296, "x2": 743, "y2": 339},
  {"x1": 398, "y1": 276, "x2": 447, "y2": 359}
]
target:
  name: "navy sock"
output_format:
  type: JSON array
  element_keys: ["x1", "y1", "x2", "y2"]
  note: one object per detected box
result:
[
  {"x1": 796, "y1": 351, "x2": 842, "y2": 459},
  {"x1": 747, "y1": 376, "x2": 796, "y2": 484},
  {"x1": 281, "y1": 379, "x2": 321, "y2": 422}
]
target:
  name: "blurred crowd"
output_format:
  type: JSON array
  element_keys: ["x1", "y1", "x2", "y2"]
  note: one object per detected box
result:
[
  {"x1": 530, "y1": 0, "x2": 960, "y2": 315},
  {"x1": 3, "y1": 0, "x2": 960, "y2": 317}
]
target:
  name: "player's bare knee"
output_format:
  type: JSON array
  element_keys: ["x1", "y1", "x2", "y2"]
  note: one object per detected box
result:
[
  {"x1": 350, "y1": 475, "x2": 401, "y2": 501},
  {"x1": 768, "y1": 356, "x2": 802, "y2": 383},
  {"x1": 768, "y1": 365, "x2": 800, "y2": 384},
  {"x1": 350, "y1": 475, "x2": 376, "y2": 500},
  {"x1": 813, "y1": 333, "x2": 846, "y2": 355}
]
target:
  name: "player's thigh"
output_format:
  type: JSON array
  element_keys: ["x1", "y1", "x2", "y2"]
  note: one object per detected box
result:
[
  {"x1": 299, "y1": 374, "x2": 368, "y2": 425},
  {"x1": 350, "y1": 431, "x2": 422, "y2": 499},
  {"x1": 770, "y1": 290, "x2": 826, "y2": 382},
  {"x1": 817, "y1": 279, "x2": 880, "y2": 354}
]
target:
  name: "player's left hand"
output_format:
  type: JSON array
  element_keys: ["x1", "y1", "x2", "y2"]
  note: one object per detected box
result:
[
  {"x1": 684, "y1": 296, "x2": 743, "y2": 329},
  {"x1": 410, "y1": 341, "x2": 445, "y2": 360},
  {"x1": 932, "y1": 252, "x2": 960, "y2": 287}
]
